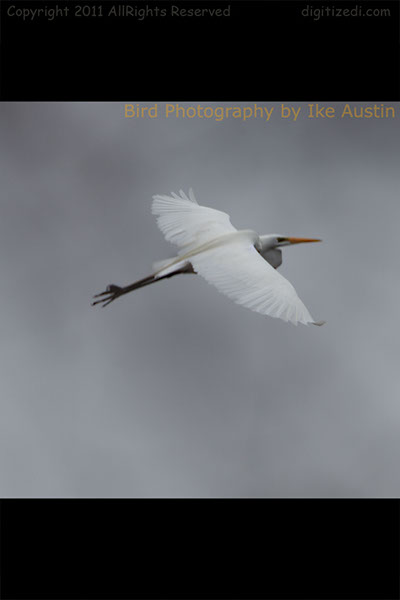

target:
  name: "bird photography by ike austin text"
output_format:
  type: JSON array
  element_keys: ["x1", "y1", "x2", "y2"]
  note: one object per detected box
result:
[
  {"x1": 124, "y1": 102, "x2": 397, "y2": 122},
  {"x1": 1, "y1": 101, "x2": 399, "y2": 497}
]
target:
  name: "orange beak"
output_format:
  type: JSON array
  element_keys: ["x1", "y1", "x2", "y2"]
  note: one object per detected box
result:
[{"x1": 286, "y1": 237, "x2": 322, "y2": 245}]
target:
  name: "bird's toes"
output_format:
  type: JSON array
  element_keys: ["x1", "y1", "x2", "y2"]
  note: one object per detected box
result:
[
  {"x1": 92, "y1": 284, "x2": 124, "y2": 307},
  {"x1": 92, "y1": 296, "x2": 110, "y2": 306},
  {"x1": 93, "y1": 290, "x2": 109, "y2": 299},
  {"x1": 92, "y1": 284, "x2": 122, "y2": 299},
  {"x1": 107, "y1": 284, "x2": 123, "y2": 293}
]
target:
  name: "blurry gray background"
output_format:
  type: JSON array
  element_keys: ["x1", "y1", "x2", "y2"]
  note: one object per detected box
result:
[{"x1": 1, "y1": 102, "x2": 399, "y2": 497}]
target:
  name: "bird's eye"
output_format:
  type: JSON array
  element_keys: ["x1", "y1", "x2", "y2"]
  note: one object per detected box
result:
[{"x1": 276, "y1": 237, "x2": 286, "y2": 243}]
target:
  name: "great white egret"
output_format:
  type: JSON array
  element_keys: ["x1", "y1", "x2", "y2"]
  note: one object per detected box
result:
[{"x1": 92, "y1": 189, "x2": 324, "y2": 326}]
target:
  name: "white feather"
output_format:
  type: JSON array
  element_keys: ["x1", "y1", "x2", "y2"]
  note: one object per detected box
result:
[
  {"x1": 190, "y1": 236, "x2": 317, "y2": 326},
  {"x1": 152, "y1": 188, "x2": 237, "y2": 254},
  {"x1": 152, "y1": 258, "x2": 175, "y2": 273}
]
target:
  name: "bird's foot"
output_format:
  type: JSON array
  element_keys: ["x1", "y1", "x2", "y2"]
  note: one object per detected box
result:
[{"x1": 91, "y1": 284, "x2": 124, "y2": 307}]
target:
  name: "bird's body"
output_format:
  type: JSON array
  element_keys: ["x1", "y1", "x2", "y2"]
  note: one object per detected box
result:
[
  {"x1": 93, "y1": 190, "x2": 324, "y2": 326},
  {"x1": 153, "y1": 232, "x2": 284, "y2": 276}
]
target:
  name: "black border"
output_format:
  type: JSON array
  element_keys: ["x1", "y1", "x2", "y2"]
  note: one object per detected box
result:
[
  {"x1": 1, "y1": 499, "x2": 399, "y2": 599},
  {"x1": 0, "y1": 0, "x2": 399, "y2": 101}
]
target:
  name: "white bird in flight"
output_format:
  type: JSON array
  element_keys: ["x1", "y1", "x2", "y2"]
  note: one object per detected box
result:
[{"x1": 92, "y1": 189, "x2": 324, "y2": 326}]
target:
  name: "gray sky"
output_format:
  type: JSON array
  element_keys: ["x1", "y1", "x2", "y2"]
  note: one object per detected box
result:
[{"x1": 1, "y1": 102, "x2": 399, "y2": 497}]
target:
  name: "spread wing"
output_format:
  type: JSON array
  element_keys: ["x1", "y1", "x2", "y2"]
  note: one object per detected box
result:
[
  {"x1": 152, "y1": 189, "x2": 237, "y2": 253},
  {"x1": 190, "y1": 239, "x2": 320, "y2": 326}
]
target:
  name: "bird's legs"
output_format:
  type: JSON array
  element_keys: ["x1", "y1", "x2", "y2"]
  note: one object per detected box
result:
[
  {"x1": 92, "y1": 263, "x2": 195, "y2": 307},
  {"x1": 92, "y1": 274, "x2": 159, "y2": 307}
]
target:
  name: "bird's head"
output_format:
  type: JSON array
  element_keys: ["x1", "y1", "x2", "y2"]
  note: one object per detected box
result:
[{"x1": 259, "y1": 234, "x2": 322, "y2": 250}]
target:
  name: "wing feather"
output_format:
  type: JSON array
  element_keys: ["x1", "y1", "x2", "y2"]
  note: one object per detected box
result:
[
  {"x1": 190, "y1": 240, "x2": 317, "y2": 326},
  {"x1": 152, "y1": 189, "x2": 237, "y2": 253}
]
